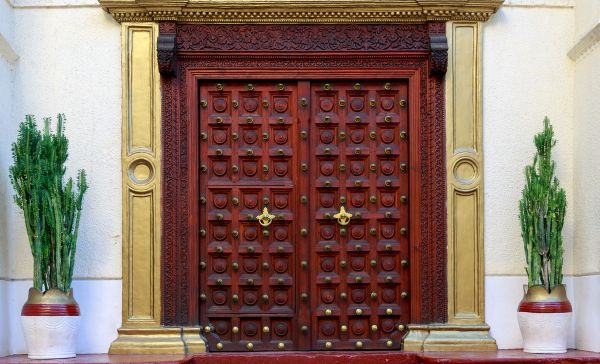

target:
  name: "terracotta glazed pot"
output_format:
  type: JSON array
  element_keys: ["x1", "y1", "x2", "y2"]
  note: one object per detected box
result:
[
  {"x1": 517, "y1": 284, "x2": 572, "y2": 354},
  {"x1": 21, "y1": 287, "x2": 80, "y2": 359}
]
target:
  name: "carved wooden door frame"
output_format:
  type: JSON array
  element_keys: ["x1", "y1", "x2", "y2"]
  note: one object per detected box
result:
[{"x1": 159, "y1": 23, "x2": 447, "y2": 330}]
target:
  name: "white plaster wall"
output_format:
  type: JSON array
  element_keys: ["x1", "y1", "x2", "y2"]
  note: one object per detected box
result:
[
  {"x1": 574, "y1": 0, "x2": 600, "y2": 39},
  {"x1": 8, "y1": 5, "x2": 122, "y2": 279},
  {"x1": 571, "y1": 0, "x2": 600, "y2": 353},
  {"x1": 572, "y1": 0, "x2": 600, "y2": 278},
  {"x1": 0, "y1": 280, "x2": 8, "y2": 357},
  {"x1": 482, "y1": 4, "x2": 575, "y2": 276},
  {"x1": 0, "y1": 0, "x2": 16, "y2": 357},
  {"x1": 573, "y1": 274, "x2": 600, "y2": 352},
  {"x1": 483, "y1": 1, "x2": 600, "y2": 352},
  {"x1": 0, "y1": 2, "x2": 122, "y2": 356}
]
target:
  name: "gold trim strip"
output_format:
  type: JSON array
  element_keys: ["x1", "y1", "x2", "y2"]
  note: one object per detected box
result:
[{"x1": 99, "y1": 0, "x2": 503, "y2": 23}]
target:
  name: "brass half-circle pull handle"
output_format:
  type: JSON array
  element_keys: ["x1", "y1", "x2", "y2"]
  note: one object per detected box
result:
[
  {"x1": 256, "y1": 207, "x2": 276, "y2": 227},
  {"x1": 333, "y1": 206, "x2": 353, "y2": 226}
]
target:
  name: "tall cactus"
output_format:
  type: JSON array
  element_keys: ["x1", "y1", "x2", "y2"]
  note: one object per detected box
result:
[
  {"x1": 9, "y1": 114, "x2": 88, "y2": 293},
  {"x1": 519, "y1": 117, "x2": 566, "y2": 293}
]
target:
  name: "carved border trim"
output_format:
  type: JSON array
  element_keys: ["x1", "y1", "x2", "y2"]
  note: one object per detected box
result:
[
  {"x1": 99, "y1": 0, "x2": 503, "y2": 23},
  {"x1": 158, "y1": 23, "x2": 448, "y2": 81}
]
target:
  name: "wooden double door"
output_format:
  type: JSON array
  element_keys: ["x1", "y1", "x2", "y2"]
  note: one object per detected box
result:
[{"x1": 199, "y1": 80, "x2": 410, "y2": 351}]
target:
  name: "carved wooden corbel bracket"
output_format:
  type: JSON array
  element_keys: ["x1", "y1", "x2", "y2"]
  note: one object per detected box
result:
[
  {"x1": 428, "y1": 23, "x2": 448, "y2": 77},
  {"x1": 158, "y1": 22, "x2": 176, "y2": 75}
]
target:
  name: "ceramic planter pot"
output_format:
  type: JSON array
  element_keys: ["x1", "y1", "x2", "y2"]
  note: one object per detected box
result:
[
  {"x1": 21, "y1": 287, "x2": 80, "y2": 359},
  {"x1": 517, "y1": 284, "x2": 572, "y2": 354}
]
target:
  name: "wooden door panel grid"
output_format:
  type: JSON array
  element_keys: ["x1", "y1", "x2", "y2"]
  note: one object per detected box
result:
[
  {"x1": 309, "y1": 81, "x2": 410, "y2": 351},
  {"x1": 199, "y1": 80, "x2": 410, "y2": 351},
  {"x1": 199, "y1": 82, "x2": 302, "y2": 351}
]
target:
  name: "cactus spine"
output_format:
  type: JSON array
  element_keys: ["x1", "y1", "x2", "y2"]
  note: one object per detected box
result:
[
  {"x1": 519, "y1": 117, "x2": 566, "y2": 293},
  {"x1": 9, "y1": 114, "x2": 88, "y2": 293}
]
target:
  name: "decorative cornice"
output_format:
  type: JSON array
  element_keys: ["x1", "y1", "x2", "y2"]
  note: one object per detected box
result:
[
  {"x1": 99, "y1": 0, "x2": 504, "y2": 24},
  {"x1": 568, "y1": 21, "x2": 600, "y2": 61}
]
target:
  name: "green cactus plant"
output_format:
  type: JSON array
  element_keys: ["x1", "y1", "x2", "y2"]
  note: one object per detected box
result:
[
  {"x1": 9, "y1": 114, "x2": 88, "y2": 293},
  {"x1": 519, "y1": 117, "x2": 567, "y2": 293}
]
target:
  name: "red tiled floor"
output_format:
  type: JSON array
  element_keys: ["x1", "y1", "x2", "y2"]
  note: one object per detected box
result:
[{"x1": 2, "y1": 350, "x2": 600, "y2": 364}]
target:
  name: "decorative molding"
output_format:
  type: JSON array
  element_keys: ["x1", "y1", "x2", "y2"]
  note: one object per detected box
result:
[
  {"x1": 0, "y1": 32, "x2": 18, "y2": 64},
  {"x1": 568, "y1": 21, "x2": 600, "y2": 61},
  {"x1": 99, "y1": 0, "x2": 504, "y2": 24}
]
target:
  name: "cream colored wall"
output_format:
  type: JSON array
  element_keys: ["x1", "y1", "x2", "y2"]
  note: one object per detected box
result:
[
  {"x1": 574, "y1": 0, "x2": 600, "y2": 39},
  {"x1": 0, "y1": 0, "x2": 16, "y2": 357},
  {"x1": 7, "y1": 4, "x2": 122, "y2": 279},
  {"x1": 572, "y1": 0, "x2": 600, "y2": 277},
  {"x1": 482, "y1": 3, "x2": 575, "y2": 276},
  {"x1": 571, "y1": 0, "x2": 600, "y2": 352},
  {"x1": 0, "y1": 1, "x2": 122, "y2": 355}
]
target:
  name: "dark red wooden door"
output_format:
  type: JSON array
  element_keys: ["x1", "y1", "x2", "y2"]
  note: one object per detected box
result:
[
  {"x1": 199, "y1": 80, "x2": 410, "y2": 352},
  {"x1": 199, "y1": 82, "x2": 303, "y2": 351},
  {"x1": 308, "y1": 81, "x2": 410, "y2": 350}
]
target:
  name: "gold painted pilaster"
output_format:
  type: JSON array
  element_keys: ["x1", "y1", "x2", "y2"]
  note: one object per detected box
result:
[
  {"x1": 109, "y1": 22, "x2": 206, "y2": 355},
  {"x1": 407, "y1": 20, "x2": 496, "y2": 352},
  {"x1": 440, "y1": 20, "x2": 495, "y2": 350}
]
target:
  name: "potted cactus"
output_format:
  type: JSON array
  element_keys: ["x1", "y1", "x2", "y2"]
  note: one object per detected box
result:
[
  {"x1": 517, "y1": 117, "x2": 570, "y2": 353},
  {"x1": 9, "y1": 114, "x2": 88, "y2": 359}
]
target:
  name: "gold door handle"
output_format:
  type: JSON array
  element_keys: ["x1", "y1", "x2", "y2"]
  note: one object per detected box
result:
[
  {"x1": 333, "y1": 206, "x2": 353, "y2": 226},
  {"x1": 256, "y1": 207, "x2": 276, "y2": 227}
]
